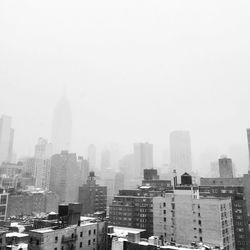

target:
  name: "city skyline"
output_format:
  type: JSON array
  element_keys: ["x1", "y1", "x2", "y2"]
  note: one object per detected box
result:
[{"x1": 1, "y1": 1, "x2": 250, "y2": 175}]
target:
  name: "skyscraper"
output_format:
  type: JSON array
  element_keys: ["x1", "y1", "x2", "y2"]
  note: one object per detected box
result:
[
  {"x1": 133, "y1": 142, "x2": 153, "y2": 177},
  {"x1": 34, "y1": 137, "x2": 52, "y2": 189},
  {"x1": 0, "y1": 115, "x2": 14, "y2": 164},
  {"x1": 88, "y1": 144, "x2": 96, "y2": 171},
  {"x1": 50, "y1": 151, "x2": 81, "y2": 203},
  {"x1": 247, "y1": 129, "x2": 250, "y2": 170},
  {"x1": 169, "y1": 130, "x2": 192, "y2": 175},
  {"x1": 218, "y1": 156, "x2": 233, "y2": 178},
  {"x1": 51, "y1": 96, "x2": 72, "y2": 154}
]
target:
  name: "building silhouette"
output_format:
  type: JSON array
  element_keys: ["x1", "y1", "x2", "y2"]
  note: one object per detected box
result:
[
  {"x1": 34, "y1": 137, "x2": 52, "y2": 189},
  {"x1": 247, "y1": 129, "x2": 250, "y2": 170},
  {"x1": 49, "y1": 151, "x2": 80, "y2": 203},
  {"x1": 0, "y1": 115, "x2": 14, "y2": 164},
  {"x1": 219, "y1": 156, "x2": 233, "y2": 178},
  {"x1": 169, "y1": 131, "x2": 192, "y2": 175},
  {"x1": 51, "y1": 96, "x2": 72, "y2": 154},
  {"x1": 133, "y1": 142, "x2": 153, "y2": 178},
  {"x1": 88, "y1": 144, "x2": 96, "y2": 171}
]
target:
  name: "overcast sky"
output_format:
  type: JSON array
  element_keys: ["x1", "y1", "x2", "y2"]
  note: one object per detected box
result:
[{"x1": 1, "y1": 0, "x2": 250, "y2": 174}]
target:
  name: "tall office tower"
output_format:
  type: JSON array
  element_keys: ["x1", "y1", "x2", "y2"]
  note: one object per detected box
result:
[
  {"x1": 169, "y1": 131, "x2": 192, "y2": 176},
  {"x1": 219, "y1": 156, "x2": 233, "y2": 178},
  {"x1": 210, "y1": 161, "x2": 219, "y2": 177},
  {"x1": 87, "y1": 144, "x2": 96, "y2": 171},
  {"x1": 77, "y1": 156, "x2": 89, "y2": 185},
  {"x1": 34, "y1": 138, "x2": 52, "y2": 189},
  {"x1": 51, "y1": 96, "x2": 72, "y2": 154},
  {"x1": 114, "y1": 172, "x2": 124, "y2": 195},
  {"x1": 0, "y1": 115, "x2": 14, "y2": 164},
  {"x1": 49, "y1": 151, "x2": 80, "y2": 203},
  {"x1": 133, "y1": 142, "x2": 153, "y2": 178},
  {"x1": 100, "y1": 150, "x2": 111, "y2": 172},
  {"x1": 153, "y1": 188, "x2": 235, "y2": 249},
  {"x1": 247, "y1": 129, "x2": 250, "y2": 170},
  {"x1": 78, "y1": 171, "x2": 107, "y2": 216}
]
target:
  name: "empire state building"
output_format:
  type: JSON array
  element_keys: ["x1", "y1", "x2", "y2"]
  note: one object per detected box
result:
[{"x1": 51, "y1": 95, "x2": 72, "y2": 154}]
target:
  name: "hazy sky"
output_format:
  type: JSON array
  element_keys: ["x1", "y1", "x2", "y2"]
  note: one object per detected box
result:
[{"x1": 1, "y1": 0, "x2": 250, "y2": 174}]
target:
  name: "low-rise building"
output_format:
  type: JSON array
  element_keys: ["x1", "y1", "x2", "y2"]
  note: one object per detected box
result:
[
  {"x1": 28, "y1": 216, "x2": 107, "y2": 250},
  {"x1": 7, "y1": 190, "x2": 59, "y2": 218}
]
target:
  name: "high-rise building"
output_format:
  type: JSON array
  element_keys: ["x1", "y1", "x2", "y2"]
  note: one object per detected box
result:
[
  {"x1": 133, "y1": 142, "x2": 153, "y2": 178},
  {"x1": 78, "y1": 171, "x2": 107, "y2": 216},
  {"x1": 49, "y1": 151, "x2": 80, "y2": 203},
  {"x1": 77, "y1": 156, "x2": 89, "y2": 185},
  {"x1": 247, "y1": 129, "x2": 250, "y2": 170},
  {"x1": 51, "y1": 96, "x2": 72, "y2": 154},
  {"x1": 199, "y1": 185, "x2": 250, "y2": 250},
  {"x1": 0, "y1": 115, "x2": 14, "y2": 165},
  {"x1": 169, "y1": 131, "x2": 192, "y2": 175},
  {"x1": 219, "y1": 156, "x2": 233, "y2": 178},
  {"x1": 34, "y1": 138, "x2": 52, "y2": 189},
  {"x1": 153, "y1": 187, "x2": 235, "y2": 249},
  {"x1": 88, "y1": 144, "x2": 96, "y2": 171},
  {"x1": 109, "y1": 188, "x2": 154, "y2": 238}
]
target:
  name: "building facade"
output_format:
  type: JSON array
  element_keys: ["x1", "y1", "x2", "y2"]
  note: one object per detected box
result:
[
  {"x1": 153, "y1": 187, "x2": 235, "y2": 250},
  {"x1": 78, "y1": 172, "x2": 107, "y2": 216},
  {"x1": 199, "y1": 185, "x2": 250, "y2": 250},
  {"x1": 109, "y1": 188, "x2": 155, "y2": 238},
  {"x1": 49, "y1": 151, "x2": 81, "y2": 204},
  {"x1": 28, "y1": 217, "x2": 107, "y2": 250},
  {"x1": 219, "y1": 157, "x2": 234, "y2": 178},
  {"x1": 6, "y1": 190, "x2": 59, "y2": 217}
]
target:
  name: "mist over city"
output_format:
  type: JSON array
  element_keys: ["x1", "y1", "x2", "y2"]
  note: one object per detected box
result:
[{"x1": 0, "y1": 1, "x2": 250, "y2": 250}]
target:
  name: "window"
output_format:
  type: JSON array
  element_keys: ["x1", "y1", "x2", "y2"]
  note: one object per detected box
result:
[
  {"x1": 55, "y1": 236, "x2": 58, "y2": 243},
  {"x1": 80, "y1": 232, "x2": 83, "y2": 237},
  {"x1": 88, "y1": 240, "x2": 91, "y2": 245},
  {"x1": 80, "y1": 242, "x2": 82, "y2": 248},
  {"x1": 36, "y1": 240, "x2": 39, "y2": 245},
  {"x1": 93, "y1": 229, "x2": 96, "y2": 235},
  {"x1": 93, "y1": 239, "x2": 95, "y2": 243},
  {"x1": 54, "y1": 248, "x2": 57, "y2": 250},
  {"x1": 199, "y1": 237, "x2": 203, "y2": 242},
  {"x1": 61, "y1": 247, "x2": 64, "y2": 250},
  {"x1": 0, "y1": 195, "x2": 7, "y2": 204},
  {"x1": 199, "y1": 228, "x2": 202, "y2": 234},
  {"x1": 71, "y1": 233, "x2": 74, "y2": 238},
  {"x1": 198, "y1": 220, "x2": 201, "y2": 226},
  {"x1": 163, "y1": 210, "x2": 166, "y2": 214},
  {"x1": 163, "y1": 202, "x2": 166, "y2": 207},
  {"x1": 164, "y1": 217, "x2": 166, "y2": 222},
  {"x1": 89, "y1": 230, "x2": 91, "y2": 236}
]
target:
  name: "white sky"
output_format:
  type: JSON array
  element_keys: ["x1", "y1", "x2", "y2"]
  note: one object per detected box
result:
[{"x1": 0, "y1": 0, "x2": 250, "y2": 174}]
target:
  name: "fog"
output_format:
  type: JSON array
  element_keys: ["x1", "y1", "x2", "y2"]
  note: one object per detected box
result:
[{"x1": 1, "y1": 0, "x2": 250, "y2": 175}]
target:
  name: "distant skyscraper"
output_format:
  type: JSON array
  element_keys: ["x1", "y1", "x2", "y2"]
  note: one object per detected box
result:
[
  {"x1": 49, "y1": 151, "x2": 80, "y2": 203},
  {"x1": 219, "y1": 156, "x2": 233, "y2": 178},
  {"x1": 51, "y1": 96, "x2": 72, "y2": 154},
  {"x1": 247, "y1": 129, "x2": 250, "y2": 170},
  {"x1": 0, "y1": 115, "x2": 14, "y2": 164},
  {"x1": 100, "y1": 150, "x2": 111, "y2": 172},
  {"x1": 34, "y1": 137, "x2": 52, "y2": 189},
  {"x1": 169, "y1": 130, "x2": 192, "y2": 175},
  {"x1": 133, "y1": 142, "x2": 153, "y2": 177},
  {"x1": 88, "y1": 144, "x2": 96, "y2": 171}
]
